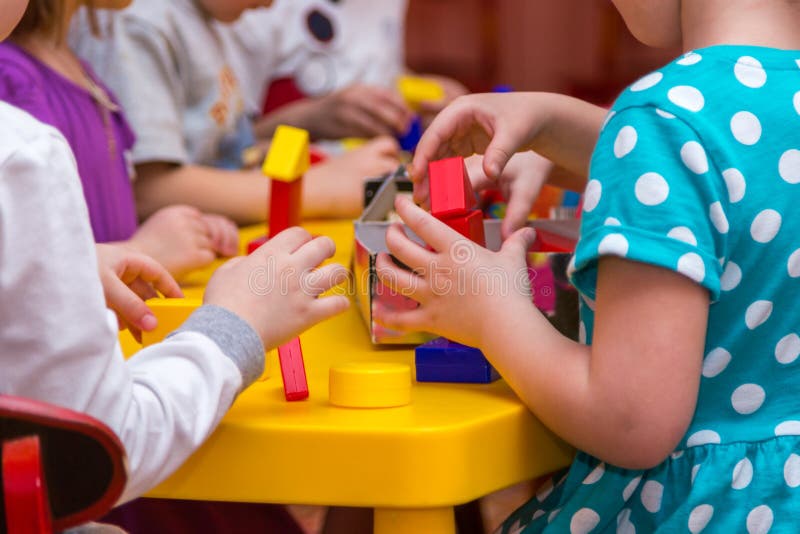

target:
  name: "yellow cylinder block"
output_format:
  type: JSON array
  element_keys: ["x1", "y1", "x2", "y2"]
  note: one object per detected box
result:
[{"x1": 329, "y1": 362, "x2": 411, "y2": 408}]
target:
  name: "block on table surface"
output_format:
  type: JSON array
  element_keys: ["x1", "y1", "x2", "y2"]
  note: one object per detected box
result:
[
  {"x1": 329, "y1": 362, "x2": 411, "y2": 408},
  {"x1": 262, "y1": 125, "x2": 310, "y2": 182},
  {"x1": 428, "y1": 157, "x2": 477, "y2": 217},
  {"x1": 415, "y1": 337, "x2": 500, "y2": 384},
  {"x1": 278, "y1": 337, "x2": 309, "y2": 401},
  {"x1": 141, "y1": 298, "x2": 202, "y2": 347}
]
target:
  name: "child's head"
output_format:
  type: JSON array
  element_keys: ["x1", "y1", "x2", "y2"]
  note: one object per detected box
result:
[
  {"x1": 196, "y1": 0, "x2": 273, "y2": 24},
  {"x1": 612, "y1": 0, "x2": 682, "y2": 48},
  {"x1": 0, "y1": 0, "x2": 28, "y2": 40},
  {"x1": 11, "y1": 0, "x2": 130, "y2": 39}
]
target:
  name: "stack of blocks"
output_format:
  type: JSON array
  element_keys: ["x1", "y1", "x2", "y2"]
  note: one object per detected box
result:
[
  {"x1": 251, "y1": 125, "x2": 312, "y2": 401},
  {"x1": 415, "y1": 157, "x2": 498, "y2": 383},
  {"x1": 428, "y1": 157, "x2": 485, "y2": 245},
  {"x1": 247, "y1": 125, "x2": 311, "y2": 254}
]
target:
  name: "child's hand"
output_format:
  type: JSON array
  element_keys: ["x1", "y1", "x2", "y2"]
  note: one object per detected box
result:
[
  {"x1": 373, "y1": 196, "x2": 537, "y2": 349},
  {"x1": 304, "y1": 137, "x2": 401, "y2": 219},
  {"x1": 314, "y1": 84, "x2": 414, "y2": 138},
  {"x1": 408, "y1": 93, "x2": 543, "y2": 200},
  {"x1": 204, "y1": 228, "x2": 350, "y2": 350},
  {"x1": 201, "y1": 213, "x2": 240, "y2": 257},
  {"x1": 468, "y1": 153, "x2": 553, "y2": 239},
  {"x1": 96, "y1": 243, "x2": 184, "y2": 342},
  {"x1": 129, "y1": 205, "x2": 238, "y2": 278}
]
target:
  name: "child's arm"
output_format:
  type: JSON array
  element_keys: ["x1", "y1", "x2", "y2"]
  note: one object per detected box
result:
[
  {"x1": 374, "y1": 197, "x2": 707, "y2": 469},
  {"x1": 0, "y1": 114, "x2": 348, "y2": 501},
  {"x1": 134, "y1": 137, "x2": 400, "y2": 224},
  {"x1": 254, "y1": 84, "x2": 414, "y2": 140},
  {"x1": 409, "y1": 92, "x2": 606, "y2": 203}
]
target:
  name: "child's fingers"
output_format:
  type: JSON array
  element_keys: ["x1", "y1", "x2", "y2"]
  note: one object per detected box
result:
[
  {"x1": 375, "y1": 253, "x2": 430, "y2": 303},
  {"x1": 129, "y1": 256, "x2": 184, "y2": 299},
  {"x1": 482, "y1": 127, "x2": 519, "y2": 180},
  {"x1": 302, "y1": 263, "x2": 350, "y2": 297},
  {"x1": 373, "y1": 302, "x2": 427, "y2": 333},
  {"x1": 308, "y1": 295, "x2": 351, "y2": 325},
  {"x1": 366, "y1": 90, "x2": 413, "y2": 133},
  {"x1": 393, "y1": 195, "x2": 462, "y2": 252},
  {"x1": 262, "y1": 227, "x2": 313, "y2": 255},
  {"x1": 342, "y1": 105, "x2": 393, "y2": 137},
  {"x1": 207, "y1": 215, "x2": 239, "y2": 257},
  {"x1": 384, "y1": 223, "x2": 435, "y2": 271},
  {"x1": 105, "y1": 276, "x2": 158, "y2": 333},
  {"x1": 366, "y1": 136, "x2": 401, "y2": 157},
  {"x1": 502, "y1": 182, "x2": 541, "y2": 240},
  {"x1": 293, "y1": 236, "x2": 337, "y2": 269},
  {"x1": 501, "y1": 227, "x2": 538, "y2": 258},
  {"x1": 129, "y1": 278, "x2": 159, "y2": 302}
]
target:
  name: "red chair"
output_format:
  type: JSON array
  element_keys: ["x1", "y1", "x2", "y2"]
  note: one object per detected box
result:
[{"x1": 1, "y1": 396, "x2": 127, "y2": 534}]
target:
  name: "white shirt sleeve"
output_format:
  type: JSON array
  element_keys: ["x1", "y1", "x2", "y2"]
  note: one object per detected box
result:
[{"x1": 0, "y1": 103, "x2": 263, "y2": 502}]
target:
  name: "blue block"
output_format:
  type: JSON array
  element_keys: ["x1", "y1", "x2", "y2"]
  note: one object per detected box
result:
[
  {"x1": 492, "y1": 84, "x2": 514, "y2": 93},
  {"x1": 397, "y1": 115, "x2": 423, "y2": 152},
  {"x1": 562, "y1": 191, "x2": 581, "y2": 208},
  {"x1": 415, "y1": 337, "x2": 500, "y2": 384}
]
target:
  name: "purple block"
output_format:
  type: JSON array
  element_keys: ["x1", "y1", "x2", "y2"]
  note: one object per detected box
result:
[{"x1": 415, "y1": 337, "x2": 500, "y2": 384}]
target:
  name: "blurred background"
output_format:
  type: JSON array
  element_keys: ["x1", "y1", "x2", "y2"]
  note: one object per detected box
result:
[{"x1": 406, "y1": 0, "x2": 680, "y2": 104}]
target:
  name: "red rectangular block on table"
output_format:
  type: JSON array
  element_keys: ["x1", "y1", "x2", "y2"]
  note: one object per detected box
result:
[
  {"x1": 428, "y1": 157, "x2": 476, "y2": 217},
  {"x1": 269, "y1": 178, "x2": 303, "y2": 238},
  {"x1": 277, "y1": 337, "x2": 309, "y2": 401},
  {"x1": 436, "y1": 209, "x2": 486, "y2": 247}
]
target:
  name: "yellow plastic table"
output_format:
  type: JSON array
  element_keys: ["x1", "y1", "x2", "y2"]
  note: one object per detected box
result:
[{"x1": 121, "y1": 221, "x2": 574, "y2": 534}]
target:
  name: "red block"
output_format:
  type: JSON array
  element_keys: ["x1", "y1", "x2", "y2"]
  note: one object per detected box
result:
[
  {"x1": 437, "y1": 209, "x2": 486, "y2": 246},
  {"x1": 247, "y1": 236, "x2": 268, "y2": 254},
  {"x1": 277, "y1": 337, "x2": 309, "y2": 401},
  {"x1": 269, "y1": 178, "x2": 303, "y2": 238},
  {"x1": 531, "y1": 228, "x2": 577, "y2": 253},
  {"x1": 428, "y1": 157, "x2": 476, "y2": 217}
]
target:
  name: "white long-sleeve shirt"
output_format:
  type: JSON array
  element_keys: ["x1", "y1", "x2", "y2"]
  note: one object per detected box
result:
[{"x1": 0, "y1": 101, "x2": 264, "y2": 503}]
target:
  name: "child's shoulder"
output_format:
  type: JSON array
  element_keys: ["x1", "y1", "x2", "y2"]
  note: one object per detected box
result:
[
  {"x1": 610, "y1": 52, "x2": 716, "y2": 120},
  {"x1": 0, "y1": 102, "x2": 70, "y2": 169},
  {"x1": 0, "y1": 43, "x2": 46, "y2": 94},
  {"x1": 611, "y1": 46, "x2": 799, "y2": 124}
]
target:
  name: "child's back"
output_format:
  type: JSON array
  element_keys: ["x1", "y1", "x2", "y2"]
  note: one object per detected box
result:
[{"x1": 516, "y1": 45, "x2": 800, "y2": 532}]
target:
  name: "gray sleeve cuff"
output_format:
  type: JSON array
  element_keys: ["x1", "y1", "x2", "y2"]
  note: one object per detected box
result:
[{"x1": 170, "y1": 305, "x2": 265, "y2": 388}]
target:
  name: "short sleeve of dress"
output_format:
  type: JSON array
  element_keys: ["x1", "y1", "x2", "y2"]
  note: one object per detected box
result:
[{"x1": 569, "y1": 106, "x2": 730, "y2": 301}]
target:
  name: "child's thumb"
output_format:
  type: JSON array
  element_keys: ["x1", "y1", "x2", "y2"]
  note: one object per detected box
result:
[{"x1": 501, "y1": 227, "x2": 537, "y2": 257}]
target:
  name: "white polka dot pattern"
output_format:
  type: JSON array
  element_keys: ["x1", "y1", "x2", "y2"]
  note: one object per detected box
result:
[{"x1": 688, "y1": 504, "x2": 714, "y2": 533}]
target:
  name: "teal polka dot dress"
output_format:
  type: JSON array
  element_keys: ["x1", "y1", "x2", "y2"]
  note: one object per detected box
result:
[{"x1": 499, "y1": 46, "x2": 800, "y2": 533}]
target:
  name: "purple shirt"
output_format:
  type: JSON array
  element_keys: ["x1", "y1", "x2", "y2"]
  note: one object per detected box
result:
[{"x1": 0, "y1": 43, "x2": 138, "y2": 242}]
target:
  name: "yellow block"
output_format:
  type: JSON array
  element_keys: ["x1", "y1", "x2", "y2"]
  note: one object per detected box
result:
[
  {"x1": 397, "y1": 76, "x2": 445, "y2": 110},
  {"x1": 341, "y1": 137, "x2": 368, "y2": 151},
  {"x1": 141, "y1": 298, "x2": 203, "y2": 347},
  {"x1": 262, "y1": 125, "x2": 310, "y2": 182},
  {"x1": 329, "y1": 362, "x2": 411, "y2": 408}
]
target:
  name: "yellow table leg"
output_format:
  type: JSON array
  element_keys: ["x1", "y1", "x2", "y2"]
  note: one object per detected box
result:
[{"x1": 374, "y1": 507, "x2": 456, "y2": 534}]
